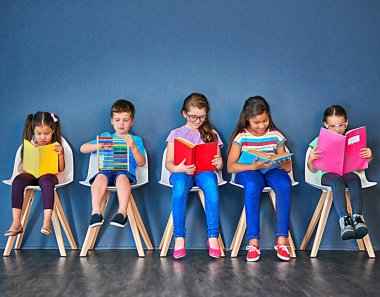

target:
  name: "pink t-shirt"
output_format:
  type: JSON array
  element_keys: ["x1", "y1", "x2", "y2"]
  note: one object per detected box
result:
[{"x1": 166, "y1": 125, "x2": 223, "y2": 147}]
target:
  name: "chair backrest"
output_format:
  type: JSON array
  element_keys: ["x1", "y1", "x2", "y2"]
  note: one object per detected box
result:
[
  {"x1": 3, "y1": 137, "x2": 74, "y2": 187},
  {"x1": 305, "y1": 146, "x2": 377, "y2": 189},
  {"x1": 159, "y1": 148, "x2": 226, "y2": 189},
  {"x1": 80, "y1": 149, "x2": 149, "y2": 187},
  {"x1": 230, "y1": 146, "x2": 299, "y2": 189}
]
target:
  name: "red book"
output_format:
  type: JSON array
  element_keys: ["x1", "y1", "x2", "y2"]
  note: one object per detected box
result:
[
  {"x1": 313, "y1": 126, "x2": 368, "y2": 175},
  {"x1": 174, "y1": 138, "x2": 218, "y2": 174}
]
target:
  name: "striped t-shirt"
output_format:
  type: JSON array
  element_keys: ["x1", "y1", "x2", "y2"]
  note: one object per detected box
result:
[{"x1": 233, "y1": 128, "x2": 286, "y2": 155}]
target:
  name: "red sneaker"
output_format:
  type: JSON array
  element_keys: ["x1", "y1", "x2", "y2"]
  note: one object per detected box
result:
[
  {"x1": 246, "y1": 244, "x2": 260, "y2": 262},
  {"x1": 274, "y1": 242, "x2": 290, "y2": 261}
]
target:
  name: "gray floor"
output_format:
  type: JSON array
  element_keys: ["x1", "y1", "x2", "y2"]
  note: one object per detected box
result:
[{"x1": 0, "y1": 249, "x2": 378, "y2": 297}]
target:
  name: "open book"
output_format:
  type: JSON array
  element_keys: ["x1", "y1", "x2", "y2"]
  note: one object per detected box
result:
[
  {"x1": 313, "y1": 126, "x2": 368, "y2": 175},
  {"x1": 23, "y1": 139, "x2": 58, "y2": 178},
  {"x1": 174, "y1": 138, "x2": 218, "y2": 174},
  {"x1": 238, "y1": 149, "x2": 293, "y2": 173},
  {"x1": 97, "y1": 135, "x2": 129, "y2": 171}
]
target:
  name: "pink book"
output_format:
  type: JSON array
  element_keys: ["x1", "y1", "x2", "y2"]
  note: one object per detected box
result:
[{"x1": 313, "y1": 126, "x2": 368, "y2": 175}]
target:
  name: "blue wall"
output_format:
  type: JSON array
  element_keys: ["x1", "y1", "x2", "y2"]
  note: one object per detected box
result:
[{"x1": 1, "y1": 0, "x2": 380, "y2": 250}]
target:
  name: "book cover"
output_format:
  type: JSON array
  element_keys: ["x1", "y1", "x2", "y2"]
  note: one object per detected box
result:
[
  {"x1": 97, "y1": 135, "x2": 129, "y2": 171},
  {"x1": 313, "y1": 126, "x2": 368, "y2": 175},
  {"x1": 238, "y1": 149, "x2": 293, "y2": 173},
  {"x1": 174, "y1": 138, "x2": 217, "y2": 174},
  {"x1": 23, "y1": 139, "x2": 58, "y2": 178}
]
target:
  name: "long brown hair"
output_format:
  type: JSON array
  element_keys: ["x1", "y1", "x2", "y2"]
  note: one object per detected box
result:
[
  {"x1": 228, "y1": 96, "x2": 278, "y2": 152},
  {"x1": 21, "y1": 111, "x2": 62, "y2": 161},
  {"x1": 182, "y1": 93, "x2": 217, "y2": 143}
]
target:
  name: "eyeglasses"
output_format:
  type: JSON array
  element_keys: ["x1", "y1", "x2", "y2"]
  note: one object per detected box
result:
[
  {"x1": 186, "y1": 113, "x2": 207, "y2": 122},
  {"x1": 326, "y1": 122, "x2": 348, "y2": 130}
]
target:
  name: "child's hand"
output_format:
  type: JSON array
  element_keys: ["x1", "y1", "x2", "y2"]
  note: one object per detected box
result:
[
  {"x1": 122, "y1": 134, "x2": 136, "y2": 149},
  {"x1": 277, "y1": 158, "x2": 292, "y2": 172},
  {"x1": 251, "y1": 158, "x2": 274, "y2": 171},
  {"x1": 54, "y1": 143, "x2": 64, "y2": 156},
  {"x1": 309, "y1": 146, "x2": 322, "y2": 161},
  {"x1": 360, "y1": 148, "x2": 372, "y2": 159},
  {"x1": 176, "y1": 158, "x2": 196, "y2": 175},
  {"x1": 212, "y1": 155, "x2": 222, "y2": 168}
]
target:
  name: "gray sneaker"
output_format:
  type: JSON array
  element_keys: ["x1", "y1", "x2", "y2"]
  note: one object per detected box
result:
[
  {"x1": 339, "y1": 215, "x2": 355, "y2": 240},
  {"x1": 352, "y1": 214, "x2": 368, "y2": 239}
]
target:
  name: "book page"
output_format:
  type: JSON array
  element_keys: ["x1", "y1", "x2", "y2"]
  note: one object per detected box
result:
[
  {"x1": 343, "y1": 126, "x2": 368, "y2": 174},
  {"x1": 23, "y1": 139, "x2": 40, "y2": 177},
  {"x1": 38, "y1": 143, "x2": 58, "y2": 176}
]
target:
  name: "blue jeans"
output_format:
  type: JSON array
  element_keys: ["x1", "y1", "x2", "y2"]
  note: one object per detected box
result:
[
  {"x1": 321, "y1": 172, "x2": 363, "y2": 218},
  {"x1": 236, "y1": 168, "x2": 291, "y2": 240},
  {"x1": 169, "y1": 171, "x2": 219, "y2": 238}
]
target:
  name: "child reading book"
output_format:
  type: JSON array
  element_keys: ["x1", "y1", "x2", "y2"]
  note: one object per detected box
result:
[
  {"x1": 307, "y1": 105, "x2": 372, "y2": 240},
  {"x1": 4, "y1": 112, "x2": 65, "y2": 237},
  {"x1": 227, "y1": 96, "x2": 293, "y2": 262},
  {"x1": 165, "y1": 93, "x2": 223, "y2": 259},
  {"x1": 80, "y1": 99, "x2": 145, "y2": 228}
]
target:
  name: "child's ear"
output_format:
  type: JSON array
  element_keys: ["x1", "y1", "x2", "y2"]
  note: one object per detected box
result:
[
  {"x1": 182, "y1": 111, "x2": 187, "y2": 119},
  {"x1": 323, "y1": 122, "x2": 328, "y2": 128}
]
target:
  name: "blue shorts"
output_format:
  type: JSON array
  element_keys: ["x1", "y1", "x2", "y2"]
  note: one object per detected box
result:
[{"x1": 89, "y1": 170, "x2": 137, "y2": 186}]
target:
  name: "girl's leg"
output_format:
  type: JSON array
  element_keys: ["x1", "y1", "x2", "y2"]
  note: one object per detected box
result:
[
  {"x1": 115, "y1": 174, "x2": 131, "y2": 217},
  {"x1": 194, "y1": 171, "x2": 219, "y2": 249},
  {"x1": 170, "y1": 172, "x2": 192, "y2": 249},
  {"x1": 265, "y1": 169, "x2": 292, "y2": 243},
  {"x1": 9, "y1": 173, "x2": 37, "y2": 230},
  {"x1": 91, "y1": 173, "x2": 109, "y2": 215},
  {"x1": 236, "y1": 170, "x2": 265, "y2": 246},
  {"x1": 39, "y1": 174, "x2": 59, "y2": 229},
  {"x1": 343, "y1": 172, "x2": 363, "y2": 215}
]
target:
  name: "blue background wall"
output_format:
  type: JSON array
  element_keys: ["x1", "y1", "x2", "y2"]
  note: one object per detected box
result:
[{"x1": 1, "y1": 0, "x2": 379, "y2": 251}]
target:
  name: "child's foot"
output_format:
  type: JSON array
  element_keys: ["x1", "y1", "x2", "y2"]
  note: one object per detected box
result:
[
  {"x1": 339, "y1": 215, "x2": 356, "y2": 240},
  {"x1": 246, "y1": 244, "x2": 260, "y2": 262},
  {"x1": 173, "y1": 238, "x2": 186, "y2": 259},
  {"x1": 4, "y1": 224, "x2": 23, "y2": 237},
  {"x1": 352, "y1": 214, "x2": 368, "y2": 239},
  {"x1": 41, "y1": 226, "x2": 52, "y2": 236},
  {"x1": 274, "y1": 242, "x2": 290, "y2": 261},
  {"x1": 110, "y1": 213, "x2": 128, "y2": 228},
  {"x1": 89, "y1": 214, "x2": 104, "y2": 228},
  {"x1": 207, "y1": 238, "x2": 221, "y2": 258}
]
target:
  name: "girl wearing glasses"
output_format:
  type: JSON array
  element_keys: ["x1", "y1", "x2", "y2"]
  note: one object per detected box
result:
[
  {"x1": 227, "y1": 96, "x2": 293, "y2": 262},
  {"x1": 165, "y1": 93, "x2": 223, "y2": 259},
  {"x1": 307, "y1": 105, "x2": 372, "y2": 240}
]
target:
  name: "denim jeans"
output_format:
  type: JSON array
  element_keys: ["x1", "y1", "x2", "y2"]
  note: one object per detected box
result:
[
  {"x1": 321, "y1": 172, "x2": 363, "y2": 218},
  {"x1": 235, "y1": 168, "x2": 291, "y2": 240},
  {"x1": 169, "y1": 171, "x2": 219, "y2": 238}
]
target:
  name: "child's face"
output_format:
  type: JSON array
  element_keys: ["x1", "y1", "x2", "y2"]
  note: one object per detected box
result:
[
  {"x1": 324, "y1": 115, "x2": 347, "y2": 135},
  {"x1": 111, "y1": 112, "x2": 134, "y2": 135},
  {"x1": 34, "y1": 124, "x2": 54, "y2": 146},
  {"x1": 183, "y1": 106, "x2": 208, "y2": 130},
  {"x1": 247, "y1": 112, "x2": 270, "y2": 136}
]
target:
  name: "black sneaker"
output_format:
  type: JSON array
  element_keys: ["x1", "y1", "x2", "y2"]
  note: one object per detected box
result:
[
  {"x1": 89, "y1": 214, "x2": 104, "y2": 228},
  {"x1": 339, "y1": 215, "x2": 355, "y2": 240},
  {"x1": 110, "y1": 213, "x2": 128, "y2": 228},
  {"x1": 352, "y1": 214, "x2": 368, "y2": 239}
]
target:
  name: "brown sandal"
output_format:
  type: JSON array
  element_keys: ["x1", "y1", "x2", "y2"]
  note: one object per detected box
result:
[
  {"x1": 4, "y1": 226, "x2": 23, "y2": 237},
  {"x1": 41, "y1": 227, "x2": 52, "y2": 236}
]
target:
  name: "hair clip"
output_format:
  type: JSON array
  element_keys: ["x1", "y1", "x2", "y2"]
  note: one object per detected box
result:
[{"x1": 51, "y1": 113, "x2": 58, "y2": 123}]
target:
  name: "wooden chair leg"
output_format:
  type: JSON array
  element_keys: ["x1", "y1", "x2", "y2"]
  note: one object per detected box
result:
[
  {"x1": 268, "y1": 191, "x2": 296, "y2": 258},
  {"x1": 2, "y1": 189, "x2": 32, "y2": 256},
  {"x1": 159, "y1": 212, "x2": 172, "y2": 250},
  {"x1": 89, "y1": 191, "x2": 111, "y2": 250},
  {"x1": 129, "y1": 193, "x2": 153, "y2": 250},
  {"x1": 54, "y1": 192, "x2": 78, "y2": 250},
  {"x1": 300, "y1": 192, "x2": 327, "y2": 250},
  {"x1": 197, "y1": 190, "x2": 225, "y2": 257},
  {"x1": 231, "y1": 207, "x2": 246, "y2": 258},
  {"x1": 160, "y1": 213, "x2": 173, "y2": 257},
  {"x1": 52, "y1": 210, "x2": 66, "y2": 257},
  {"x1": 127, "y1": 199, "x2": 144, "y2": 257},
  {"x1": 15, "y1": 190, "x2": 36, "y2": 249},
  {"x1": 310, "y1": 192, "x2": 333, "y2": 257},
  {"x1": 230, "y1": 208, "x2": 245, "y2": 251},
  {"x1": 362, "y1": 234, "x2": 376, "y2": 258}
]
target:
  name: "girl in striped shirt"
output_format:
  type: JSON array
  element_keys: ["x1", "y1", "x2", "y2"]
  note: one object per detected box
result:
[{"x1": 227, "y1": 96, "x2": 292, "y2": 262}]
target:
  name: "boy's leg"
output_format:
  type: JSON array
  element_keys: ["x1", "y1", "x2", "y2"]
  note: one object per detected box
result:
[
  {"x1": 115, "y1": 174, "x2": 131, "y2": 217},
  {"x1": 91, "y1": 173, "x2": 109, "y2": 214}
]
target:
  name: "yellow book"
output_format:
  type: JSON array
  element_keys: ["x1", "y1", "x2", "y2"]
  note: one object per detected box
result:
[{"x1": 23, "y1": 139, "x2": 58, "y2": 178}]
